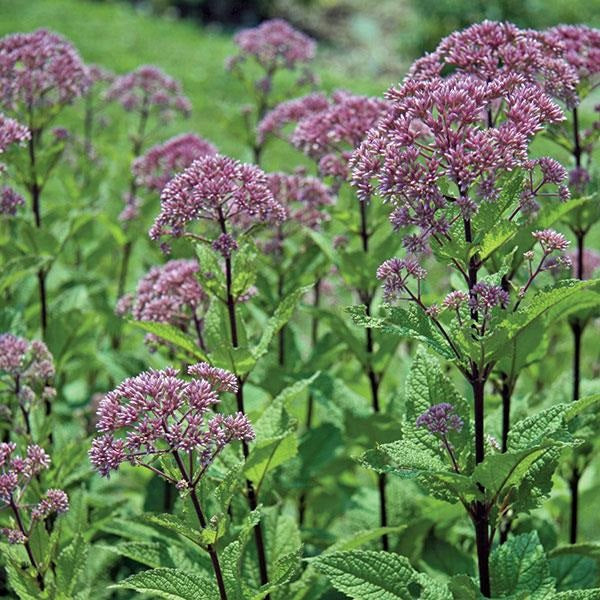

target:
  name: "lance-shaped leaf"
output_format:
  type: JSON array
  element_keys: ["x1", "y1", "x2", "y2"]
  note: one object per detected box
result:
[
  {"x1": 347, "y1": 304, "x2": 456, "y2": 360},
  {"x1": 361, "y1": 440, "x2": 480, "y2": 503},
  {"x1": 130, "y1": 320, "x2": 208, "y2": 361},
  {"x1": 311, "y1": 550, "x2": 452, "y2": 599},
  {"x1": 490, "y1": 532, "x2": 555, "y2": 599},
  {"x1": 139, "y1": 512, "x2": 224, "y2": 547},
  {"x1": 405, "y1": 348, "x2": 471, "y2": 460},
  {"x1": 111, "y1": 568, "x2": 218, "y2": 600},
  {"x1": 252, "y1": 285, "x2": 311, "y2": 361}
]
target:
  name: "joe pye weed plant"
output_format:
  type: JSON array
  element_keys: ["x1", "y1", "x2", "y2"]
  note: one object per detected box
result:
[{"x1": 0, "y1": 10, "x2": 600, "y2": 600}]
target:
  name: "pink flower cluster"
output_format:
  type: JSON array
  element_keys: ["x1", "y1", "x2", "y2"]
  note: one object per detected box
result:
[
  {"x1": 0, "y1": 112, "x2": 30, "y2": 183},
  {"x1": 376, "y1": 257, "x2": 427, "y2": 302},
  {"x1": 260, "y1": 91, "x2": 390, "y2": 179},
  {"x1": 0, "y1": 186, "x2": 24, "y2": 216},
  {"x1": 0, "y1": 334, "x2": 55, "y2": 403},
  {"x1": 548, "y1": 26, "x2": 600, "y2": 84},
  {"x1": 0, "y1": 442, "x2": 68, "y2": 544},
  {"x1": 106, "y1": 65, "x2": 191, "y2": 121},
  {"x1": 149, "y1": 154, "x2": 286, "y2": 251},
  {"x1": 133, "y1": 133, "x2": 217, "y2": 193},
  {"x1": 267, "y1": 171, "x2": 333, "y2": 229},
  {"x1": 0, "y1": 29, "x2": 88, "y2": 116},
  {"x1": 117, "y1": 259, "x2": 207, "y2": 349},
  {"x1": 89, "y1": 365, "x2": 254, "y2": 478},
  {"x1": 230, "y1": 19, "x2": 316, "y2": 70},
  {"x1": 416, "y1": 403, "x2": 463, "y2": 436},
  {"x1": 409, "y1": 21, "x2": 579, "y2": 106},
  {"x1": 351, "y1": 74, "x2": 565, "y2": 253}
]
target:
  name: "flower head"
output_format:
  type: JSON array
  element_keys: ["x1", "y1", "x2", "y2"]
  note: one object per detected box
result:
[
  {"x1": 261, "y1": 91, "x2": 390, "y2": 180},
  {"x1": 547, "y1": 26, "x2": 600, "y2": 85},
  {"x1": 231, "y1": 19, "x2": 316, "y2": 70},
  {"x1": 469, "y1": 283, "x2": 510, "y2": 312},
  {"x1": 89, "y1": 365, "x2": 254, "y2": 477},
  {"x1": 149, "y1": 154, "x2": 286, "y2": 251},
  {"x1": 351, "y1": 74, "x2": 565, "y2": 251},
  {"x1": 106, "y1": 65, "x2": 191, "y2": 121},
  {"x1": 267, "y1": 171, "x2": 333, "y2": 229},
  {"x1": 133, "y1": 133, "x2": 218, "y2": 193},
  {"x1": 0, "y1": 29, "x2": 88, "y2": 118},
  {"x1": 376, "y1": 257, "x2": 427, "y2": 302},
  {"x1": 0, "y1": 334, "x2": 55, "y2": 400},
  {"x1": 118, "y1": 259, "x2": 207, "y2": 350},
  {"x1": 409, "y1": 21, "x2": 579, "y2": 106},
  {"x1": 416, "y1": 403, "x2": 463, "y2": 436},
  {"x1": 532, "y1": 229, "x2": 570, "y2": 253},
  {"x1": 0, "y1": 186, "x2": 24, "y2": 216},
  {"x1": 0, "y1": 443, "x2": 68, "y2": 544}
]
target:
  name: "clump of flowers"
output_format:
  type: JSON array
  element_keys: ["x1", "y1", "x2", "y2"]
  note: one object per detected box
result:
[
  {"x1": 0, "y1": 334, "x2": 56, "y2": 434},
  {"x1": 547, "y1": 25, "x2": 600, "y2": 85},
  {"x1": 132, "y1": 133, "x2": 217, "y2": 193},
  {"x1": 89, "y1": 364, "x2": 254, "y2": 479},
  {"x1": 0, "y1": 442, "x2": 69, "y2": 543},
  {"x1": 351, "y1": 74, "x2": 566, "y2": 254},
  {"x1": 229, "y1": 19, "x2": 316, "y2": 71},
  {"x1": 260, "y1": 90, "x2": 390, "y2": 180},
  {"x1": 106, "y1": 65, "x2": 191, "y2": 122},
  {"x1": 408, "y1": 21, "x2": 579, "y2": 107},
  {"x1": 0, "y1": 186, "x2": 24, "y2": 216},
  {"x1": 267, "y1": 170, "x2": 333, "y2": 227},
  {"x1": 116, "y1": 259, "x2": 208, "y2": 350},
  {"x1": 0, "y1": 114, "x2": 29, "y2": 207},
  {"x1": 226, "y1": 19, "x2": 317, "y2": 163},
  {"x1": 149, "y1": 154, "x2": 286, "y2": 253},
  {"x1": 0, "y1": 29, "x2": 88, "y2": 122},
  {"x1": 417, "y1": 403, "x2": 463, "y2": 472}
]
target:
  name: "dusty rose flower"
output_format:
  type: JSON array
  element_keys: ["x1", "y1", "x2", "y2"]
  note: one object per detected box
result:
[
  {"x1": 547, "y1": 26, "x2": 600, "y2": 85},
  {"x1": 89, "y1": 365, "x2": 254, "y2": 477},
  {"x1": 118, "y1": 259, "x2": 208, "y2": 350},
  {"x1": 442, "y1": 290, "x2": 469, "y2": 311},
  {"x1": 376, "y1": 257, "x2": 427, "y2": 302},
  {"x1": 149, "y1": 154, "x2": 286, "y2": 251},
  {"x1": 0, "y1": 186, "x2": 24, "y2": 216},
  {"x1": 409, "y1": 21, "x2": 579, "y2": 106},
  {"x1": 260, "y1": 91, "x2": 390, "y2": 180},
  {"x1": 0, "y1": 29, "x2": 88, "y2": 118},
  {"x1": 0, "y1": 334, "x2": 55, "y2": 388},
  {"x1": 230, "y1": 19, "x2": 316, "y2": 70},
  {"x1": 133, "y1": 133, "x2": 218, "y2": 193},
  {"x1": 351, "y1": 74, "x2": 565, "y2": 252},
  {"x1": 416, "y1": 403, "x2": 463, "y2": 436},
  {"x1": 532, "y1": 229, "x2": 570, "y2": 253},
  {"x1": 106, "y1": 65, "x2": 191, "y2": 121}
]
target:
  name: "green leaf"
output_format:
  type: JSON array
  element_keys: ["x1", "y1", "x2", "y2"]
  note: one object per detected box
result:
[
  {"x1": 324, "y1": 526, "x2": 408, "y2": 554},
  {"x1": 361, "y1": 440, "x2": 480, "y2": 503},
  {"x1": 549, "y1": 554, "x2": 598, "y2": 591},
  {"x1": 140, "y1": 512, "x2": 221, "y2": 546},
  {"x1": 405, "y1": 348, "x2": 471, "y2": 460},
  {"x1": 99, "y1": 541, "x2": 177, "y2": 569},
  {"x1": 129, "y1": 320, "x2": 208, "y2": 361},
  {"x1": 311, "y1": 550, "x2": 452, "y2": 599},
  {"x1": 56, "y1": 534, "x2": 88, "y2": 596},
  {"x1": 490, "y1": 532, "x2": 555, "y2": 598},
  {"x1": 252, "y1": 285, "x2": 310, "y2": 361},
  {"x1": 488, "y1": 280, "x2": 600, "y2": 363},
  {"x1": 112, "y1": 568, "x2": 218, "y2": 600},
  {"x1": 471, "y1": 445, "x2": 558, "y2": 501},
  {"x1": 347, "y1": 304, "x2": 456, "y2": 360}
]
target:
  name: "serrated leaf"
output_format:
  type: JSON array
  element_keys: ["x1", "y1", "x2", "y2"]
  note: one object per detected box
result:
[
  {"x1": 311, "y1": 550, "x2": 452, "y2": 599},
  {"x1": 405, "y1": 348, "x2": 471, "y2": 460},
  {"x1": 347, "y1": 304, "x2": 456, "y2": 360},
  {"x1": 490, "y1": 532, "x2": 555, "y2": 598},
  {"x1": 252, "y1": 285, "x2": 310, "y2": 360},
  {"x1": 140, "y1": 512, "x2": 221, "y2": 546},
  {"x1": 112, "y1": 568, "x2": 218, "y2": 600},
  {"x1": 129, "y1": 320, "x2": 208, "y2": 361},
  {"x1": 99, "y1": 541, "x2": 177, "y2": 569},
  {"x1": 56, "y1": 534, "x2": 88, "y2": 596},
  {"x1": 550, "y1": 554, "x2": 598, "y2": 591}
]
